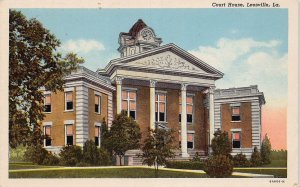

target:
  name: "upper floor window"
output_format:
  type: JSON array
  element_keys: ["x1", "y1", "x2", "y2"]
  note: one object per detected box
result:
[
  {"x1": 122, "y1": 90, "x2": 136, "y2": 119},
  {"x1": 44, "y1": 94, "x2": 51, "y2": 113},
  {"x1": 155, "y1": 93, "x2": 166, "y2": 122},
  {"x1": 65, "y1": 92, "x2": 73, "y2": 111},
  {"x1": 95, "y1": 126, "x2": 101, "y2": 147},
  {"x1": 65, "y1": 124, "x2": 73, "y2": 145},
  {"x1": 44, "y1": 125, "x2": 51, "y2": 147},
  {"x1": 95, "y1": 95, "x2": 101, "y2": 114},
  {"x1": 232, "y1": 132, "x2": 241, "y2": 148},
  {"x1": 179, "y1": 95, "x2": 194, "y2": 123},
  {"x1": 231, "y1": 106, "x2": 241, "y2": 121}
]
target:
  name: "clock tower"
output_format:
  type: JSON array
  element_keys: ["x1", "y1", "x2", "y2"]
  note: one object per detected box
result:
[{"x1": 118, "y1": 19, "x2": 162, "y2": 57}]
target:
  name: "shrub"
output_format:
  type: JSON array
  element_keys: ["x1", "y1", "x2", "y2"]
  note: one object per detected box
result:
[
  {"x1": 23, "y1": 145, "x2": 48, "y2": 165},
  {"x1": 250, "y1": 146, "x2": 262, "y2": 167},
  {"x1": 83, "y1": 140, "x2": 99, "y2": 165},
  {"x1": 9, "y1": 145, "x2": 27, "y2": 162},
  {"x1": 42, "y1": 153, "x2": 60, "y2": 166},
  {"x1": 76, "y1": 162, "x2": 91, "y2": 167},
  {"x1": 97, "y1": 147, "x2": 112, "y2": 166},
  {"x1": 233, "y1": 153, "x2": 250, "y2": 167},
  {"x1": 211, "y1": 130, "x2": 232, "y2": 156},
  {"x1": 203, "y1": 155, "x2": 233, "y2": 178},
  {"x1": 59, "y1": 145, "x2": 83, "y2": 166},
  {"x1": 165, "y1": 161, "x2": 204, "y2": 170},
  {"x1": 191, "y1": 152, "x2": 202, "y2": 162}
]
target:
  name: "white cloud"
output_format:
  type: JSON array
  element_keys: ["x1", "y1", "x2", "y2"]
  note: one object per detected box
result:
[
  {"x1": 60, "y1": 39, "x2": 105, "y2": 54},
  {"x1": 189, "y1": 38, "x2": 281, "y2": 71},
  {"x1": 245, "y1": 51, "x2": 287, "y2": 77},
  {"x1": 189, "y1": 37, "x2": 287, "y2": 107}
]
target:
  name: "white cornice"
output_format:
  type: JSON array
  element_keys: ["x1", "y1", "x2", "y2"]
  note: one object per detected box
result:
[{"x1": 65, "y1": 66, "x2": 115, "y2": 91}]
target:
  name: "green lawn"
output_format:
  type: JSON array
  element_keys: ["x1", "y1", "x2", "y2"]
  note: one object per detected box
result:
[
  {"x1": 263, "y1": 160, "x2": 287, "y2": 167},
  {"x1": 233, "y1": 168, "x2": 287, "y2": 178},
  {"x1": 9, "y1": 167, "x2": 208, "y2": 178},
  {"x1": 9, "y1": 162, "x2": 61, "y2": 170}
]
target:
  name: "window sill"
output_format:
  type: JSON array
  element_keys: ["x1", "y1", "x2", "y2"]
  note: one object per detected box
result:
[
  {"x1": 43, "y1": 112, "x2": 52, "y2": 114},
  {"x1": 64, "y1": 110, "x2": 74, "y2": 112},
  {"x1": 178, "y1": 122, "x2": 193, "y2": 125},
  {"x1": 231, "y1": 121, "x2": 241, "y2": 123},
  {"x1": 155, "y1": 121, "x2": 168, "y2": 124},
  {"x1": 232, "y1": 148, "x2": 242, "y2": 149}
]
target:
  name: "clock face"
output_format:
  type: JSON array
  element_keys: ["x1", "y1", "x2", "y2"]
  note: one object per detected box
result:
[{"x1": 141, "y1": 30, "x2": 153, "y2": 40}]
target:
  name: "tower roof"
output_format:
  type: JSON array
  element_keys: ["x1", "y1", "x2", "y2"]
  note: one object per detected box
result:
[{"x1": 128, "y1": 19, "x2": 147, "y2": 37}]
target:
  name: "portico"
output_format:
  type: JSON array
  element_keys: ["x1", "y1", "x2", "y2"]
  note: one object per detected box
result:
[{"x1": 97, "y1": 20, "x2": 223, "y2": 158}]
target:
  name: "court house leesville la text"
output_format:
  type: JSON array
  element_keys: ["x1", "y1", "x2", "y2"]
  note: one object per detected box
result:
[{"x1": 212, "y1": 2, "x2": 280, "y2": 7}]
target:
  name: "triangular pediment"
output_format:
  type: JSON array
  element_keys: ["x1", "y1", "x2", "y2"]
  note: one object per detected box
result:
[
  {"x1": 127, "y1": 50, "x2": 208, "y2": 74},
  {"x1": 99, "y1": 43, "x2": 223, "y2": 79}
]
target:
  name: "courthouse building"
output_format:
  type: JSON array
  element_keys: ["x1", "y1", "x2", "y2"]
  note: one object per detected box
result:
[{"x1": 42, "y1": 19, "x2": 265, "y2": 164}]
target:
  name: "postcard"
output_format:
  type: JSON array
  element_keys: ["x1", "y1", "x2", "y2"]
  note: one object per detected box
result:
[{"x1": 0, "y1": 0, "x2": 298, "y2": 187}]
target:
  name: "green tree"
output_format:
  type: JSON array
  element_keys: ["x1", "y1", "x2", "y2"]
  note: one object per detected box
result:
[
  {"x1": 82, "y1": 140, "x2": 99, "y2": 165},
  {"x1": 261, "y1": 134, "x2": 272, "y2": 165},
  {"x1": 107, "y1": 111, "x2": 141, "y2": 166},
  {"x1": 141, "y1": 128, "x2": 175, "y2": 177},
  {"x1": 211, "y1": 129, "x2": 232, "y2": 156},
  {"x1": 9, "y1": 10, "x2": 84, "y2": 148},
  {"x1": 100, "y1": 117, "x2": 110, "y2": 151},
  {"x1": 204, "y1": 129, "x2": 233, "y2": 177},
  {"x1": 250, "y1": 146, "x2": 262, "y2": 167}
]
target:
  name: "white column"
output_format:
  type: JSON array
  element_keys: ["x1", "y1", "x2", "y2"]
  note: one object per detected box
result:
[
  {"x1": 209, "y1": 86, "x2": 215, "y2": 145},
  {"x1": 116, "y1": 76, "x2": 123, "y2": 114},
  {"x1": 149, "y1": 80, "x2": 157, "y2": 130},
  {"x1": 181, "y1": 83, "x2": 189, "y2": 157}
]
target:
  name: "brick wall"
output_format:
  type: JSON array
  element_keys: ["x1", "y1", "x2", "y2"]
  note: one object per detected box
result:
[
  {"x1": 88, "y1": 88, "x2": 108, "y2": 140},
  {"x1": 43, "y1": 89, "x2": 76, "y2": 146},
  {"x1": 221, "y1": 102, "x2": 252, "y2": 148}
]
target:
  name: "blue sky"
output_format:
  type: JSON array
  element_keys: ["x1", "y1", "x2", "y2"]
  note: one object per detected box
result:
[{"x1": 18, "y1": 8, "x2": 288, "y2": 107}]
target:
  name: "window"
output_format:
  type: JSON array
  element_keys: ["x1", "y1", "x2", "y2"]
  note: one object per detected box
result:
[
  {"x1": 187, "y1": 134, "x2": 194, "y2": 149},
  {"x1": 65, "y1": 125, "x2": 73, "y2": 145},
  {"x1": 44, "y1": 126, "x2": 51, "y2": 146},
  {"x1": 179, "y1": 133, "x2": 194, "y2": 149},
  {"x1": 44, "y1": 94, "x2": 51, "y2": 112},
  {"x1": 122, "y1": 90, "x2": 136, "y2": 119},
  {"x1": 155, "y1": 93, "x2": 166, "y2": 122},
  {"x1": 95, "y1": 126, "x2": 101, "y2": 147},
  {"x1": 231, "y1": 106, "x2": 241, "y2": 121},
  {"x1": 232, "y1": 132, "x2": 241, "y2": 148},
  {"x1": 65, "y1": 92, "x2": 73, "y2": 111},
  {"x1": 95, "y1": 95, "x2": 101, "y2": 114},
  {"x1": 179, "y1": 95, "x2": 194, "y2": 123}
]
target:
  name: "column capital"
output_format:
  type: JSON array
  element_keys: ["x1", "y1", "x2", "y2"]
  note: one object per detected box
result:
[
  {"x1": 209, "y1": 86, "x2": 216, "y2": 94},
  {"x1": 149, "y1": 80, "x2": 157, "y2": 88},
  {"x1": 115, "y1": 76, "x2": 124, "y2": 85},
  {"x1": 181, "y1": 83, "x2": 188, "y2": 91}
]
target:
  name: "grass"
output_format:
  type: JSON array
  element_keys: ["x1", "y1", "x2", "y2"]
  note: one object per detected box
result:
[
  {"x1": 262, "y1": 160, "x2": 287, "y2": 167},
  {"x1": 233, "y1": 168, "x2": 287, "y2": 178},
  {"x1": 9, "y1": 167, "x2": 208, "y2": 178},
  {"x1": 9, "y1": 162, "x2": 61, "y2": 170}
]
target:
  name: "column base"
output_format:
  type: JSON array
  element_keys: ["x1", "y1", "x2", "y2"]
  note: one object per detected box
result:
[{"x1": 181, "y1": 152, "x2": 190, "y2": 158}]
